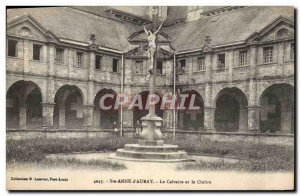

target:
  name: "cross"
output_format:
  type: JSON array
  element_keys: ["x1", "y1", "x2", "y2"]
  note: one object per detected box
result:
[
  {"x1": 70, "y1": 96, "x2": 83, "y2": 118},
  {"x1": 261, "y1": 97, "x2": 276, "y2": 121}
]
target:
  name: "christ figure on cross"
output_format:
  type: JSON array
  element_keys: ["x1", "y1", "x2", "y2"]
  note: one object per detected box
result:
[{"x1": 143, "y1": 22, "x2": 163, "y2": 82}]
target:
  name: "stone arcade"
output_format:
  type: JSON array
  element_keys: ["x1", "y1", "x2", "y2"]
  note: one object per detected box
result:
[{"x1": 6, "y1": 6, "x2": 294, "y2": 143}]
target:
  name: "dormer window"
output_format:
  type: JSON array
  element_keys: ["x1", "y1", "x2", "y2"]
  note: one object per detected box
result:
[
  {"x1": 7, "y1": 39, "x2": 18, "y2": 57},
  {"x1": 33, "y1": 44, "x2": 42, "y2": 61}
]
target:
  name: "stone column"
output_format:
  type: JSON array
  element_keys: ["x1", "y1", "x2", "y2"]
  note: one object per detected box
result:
[
  {"x1": 239, "y1": 109, "x2": 248, "y2": 132},
  {"x1": 88, "y1": 51, "x2": 95, "y2": 81},
  {"x1": 42, "y1": 102, "x2": 55, "y2": 129},
  {"x1": 203, "y1": 51, "x2": 215, "y2": 132},
  {"x1": 19, "y1": 104, "x2": 27, "y2": 129},
  {"x1": 93, "y1": 109, "x2": 100, "y2": 128},
  {"x1": 83, "y1": 104, "x2": 94, "y2": 130},
  {"x1": 204, "y1": 106, "x2": 215, "y2": 132},
  {"x1": 48, "y1": 44, "x2": 55, "y2": 76},
  {"x1": 58, "y1": 105, "x2": 66, "y2": 129},
  {"x1": 280, "y1": 98, "x2": 293, "y2": 134},
  {"x1": 247, "y1": 44, "x2": 259, "y2": 132},
  {"x1": 23, "y1": 40, "x2": 30, "y2": 74}
]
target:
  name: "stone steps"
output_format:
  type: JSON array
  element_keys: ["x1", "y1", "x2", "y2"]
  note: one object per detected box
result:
[
  {"x1": 124, "y1": 144, "x2": 180, "y2": 152},
  {"x1": 116, "y1": 148, "x2": 187, "y2": 160}
]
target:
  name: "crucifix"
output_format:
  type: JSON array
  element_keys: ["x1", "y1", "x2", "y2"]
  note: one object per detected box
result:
[
  {"x1": 143, "y1": 6, "x2": 163, "y2": 116},
  {"x1": 139, "y1": 6, "x2": 164, "y2": 142}
]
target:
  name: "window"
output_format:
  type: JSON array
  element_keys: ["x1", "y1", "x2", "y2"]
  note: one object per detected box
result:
[
  {"x1": 178, "y1": 59, "x2": 186, "y2": 74},
  {"x1": 33, "y1": 44, "x2": 42, "y2": 61},
  {"x1": 290, "y1": 43, "x2": 294, "y2": 61},
  {"x1": 95, "y1": 55, "x2": 102, "y2": 70},
  {"x1": 55, "y1": 48, "x2": 64, "y2": 64},
  {"x1": 157, "y1": 60, "x2": 163, "y2": 75},
  {"x1": 112, "y1": 58, "x2": 119, "y2": 72},
  {"x1": 76, "y1": 52, "x2": 83, "y2": 67},
  {"x1": 239, "y1": 50, "x2": 248, "y2": 66},
  {"x1": 135, "y1": 61, "x2": 143, "y2": 74},
  {"x1": 197, "y1": 57, "x2": 205, "y2": 71},
  {"x1": 263, "y1": 46, "x2": 273, "y2": 64},
  {"x1": 7, "y1": 39, "x2": 18, "y2": 57},
  {"x1": 217, "y1": 54, "x2": 225, "y2": 69}
]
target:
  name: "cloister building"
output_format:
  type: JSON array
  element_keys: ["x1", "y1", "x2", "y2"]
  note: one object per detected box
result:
[{"x1": 6, "y1": 6, "x2": 294, "y2": 139}]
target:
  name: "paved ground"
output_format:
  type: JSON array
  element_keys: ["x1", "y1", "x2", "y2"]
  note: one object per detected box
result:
[{"x1": 6, "y1": 152, "x2": 294, "y2": 190}]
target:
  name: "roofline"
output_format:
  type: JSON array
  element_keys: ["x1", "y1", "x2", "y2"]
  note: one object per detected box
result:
[
  {"x1": 105, "y1": 8, "x2": 152, "y2": 25},
  {"x1": 59, "y1": 38, "x2": 123, "y2": 54},
  {"x1": 176, "y1": 41, "x2": 245, "y2": 54}
]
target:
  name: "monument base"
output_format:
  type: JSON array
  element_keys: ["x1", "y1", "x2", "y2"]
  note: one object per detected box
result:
[
  {"x1": 109, "y1": 143, "x2": 192, "y2": 162},
  {"x1": 110, "y1": 114, "x2": 191, "y2": 162}
]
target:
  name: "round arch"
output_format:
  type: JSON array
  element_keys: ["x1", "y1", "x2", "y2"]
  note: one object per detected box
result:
[
  {"x1": 6, "y1": 80, "x2": 43, "y2": 129},
  {"x1": 53, "y1": 85, "x2": 85, "y2": 129},
  {"x1": 214, "y1": 87, "x2": 248, "y2": 132},
  {"x1": 93, "y1": 88, "x2": 118, "y2": 129},
  {"x1": 178, "y1": 89, "x2": 204, "y2": 131},
  {"x1": 258, "y1": 83, "x2": 294, "y2": 134}
]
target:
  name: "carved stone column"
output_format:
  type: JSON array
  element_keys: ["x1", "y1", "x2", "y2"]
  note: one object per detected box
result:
[{"x1": 42, "y1": 102, "x2": 55, "y2": 130}]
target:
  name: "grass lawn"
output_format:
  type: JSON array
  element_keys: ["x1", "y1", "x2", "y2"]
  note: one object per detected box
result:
[{"x1": 6, "y1": 136, "x2": 294, "y2": 172}]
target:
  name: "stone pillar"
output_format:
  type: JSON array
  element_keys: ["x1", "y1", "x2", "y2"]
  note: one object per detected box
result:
[
  {"x1": 42, "y1": 102, "x2": 55, "y2": 129},
  {"x1": 48, "y1": 44, "x2": 55, "y2": 76},
  {"x1": 23, "y1": 40, "x2": 30, "y2": 74},
  {"x1": 59, "y1": 105, "x2": 66, "y2": 129},
  {"x1": 83, "y1": 105, "x2": 94, "y2": 130},
  {"x1": 204, "y1": 106, "x2": 215, "y2": 132},
  {"x1": 280, "y1": 98, "x2": 292, "y2": 134},
  {"x1": 93, "y1": 109, "x2": 100, "y2": 128},
  {"x1": 19, "y1": 104, "x2": 27, "y2": 129},
  {"x1": 88, "y1": 51, "x2": 95, "y2": 81},
  {"x1": 247, "y1": 105, "x2": 260, "y2": 132},
  {"x1": 228, "y1": 50, "x2": 234, "y2": 83},
  {"x1": 239, "y1": 109, "x2": 248, "y2": 132},
  {"x1": 247, "y1": 44, "x2": 260, "y2": 132}
]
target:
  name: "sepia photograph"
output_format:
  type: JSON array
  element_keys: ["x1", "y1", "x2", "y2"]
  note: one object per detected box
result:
[{"x1": 5, "y1": 5, "x2": 295, "y2": 191}]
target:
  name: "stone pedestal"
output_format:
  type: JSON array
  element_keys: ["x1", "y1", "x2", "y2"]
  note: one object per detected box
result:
[
  {"x1": 139, "y1": 114, "x2": 163, "y2": 142},
  {"x1": 110, "y1": 114, "x2": 191, "y2": 162}
]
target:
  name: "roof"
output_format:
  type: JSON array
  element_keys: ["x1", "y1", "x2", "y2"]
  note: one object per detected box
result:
[
  {"x1": 163, "y1": 6, "x2": 294, "y2": 51},
  {"x1": 7, "y1": 6, "x2": 295, "y2": 52},
  {"x1": 7, "y1": 7, "x2": 141, "y2": 50}
]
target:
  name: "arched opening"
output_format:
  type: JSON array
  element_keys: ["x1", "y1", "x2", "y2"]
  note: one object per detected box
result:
[
  {"x1": 259, "y1": 83, "x2": 294, "y2": 134},
  {"x1": 214, "y1": 88, "x2": 248, "y2": 132},
  {"x1": 132, "y1": 91, "x2": 163, "y2": 125},
  {"x1": 177, "y1": 90, "x2": 204, "y2": 131},
  {"x1": 6, "y1": 80, "x2": 43, "y2": 129},
  {"x1": 54, "y1": 85, "x2": 84, "y2": 129},
  {"x1": 94, "y1": 89, "x2": 118, "y2": 129}
]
